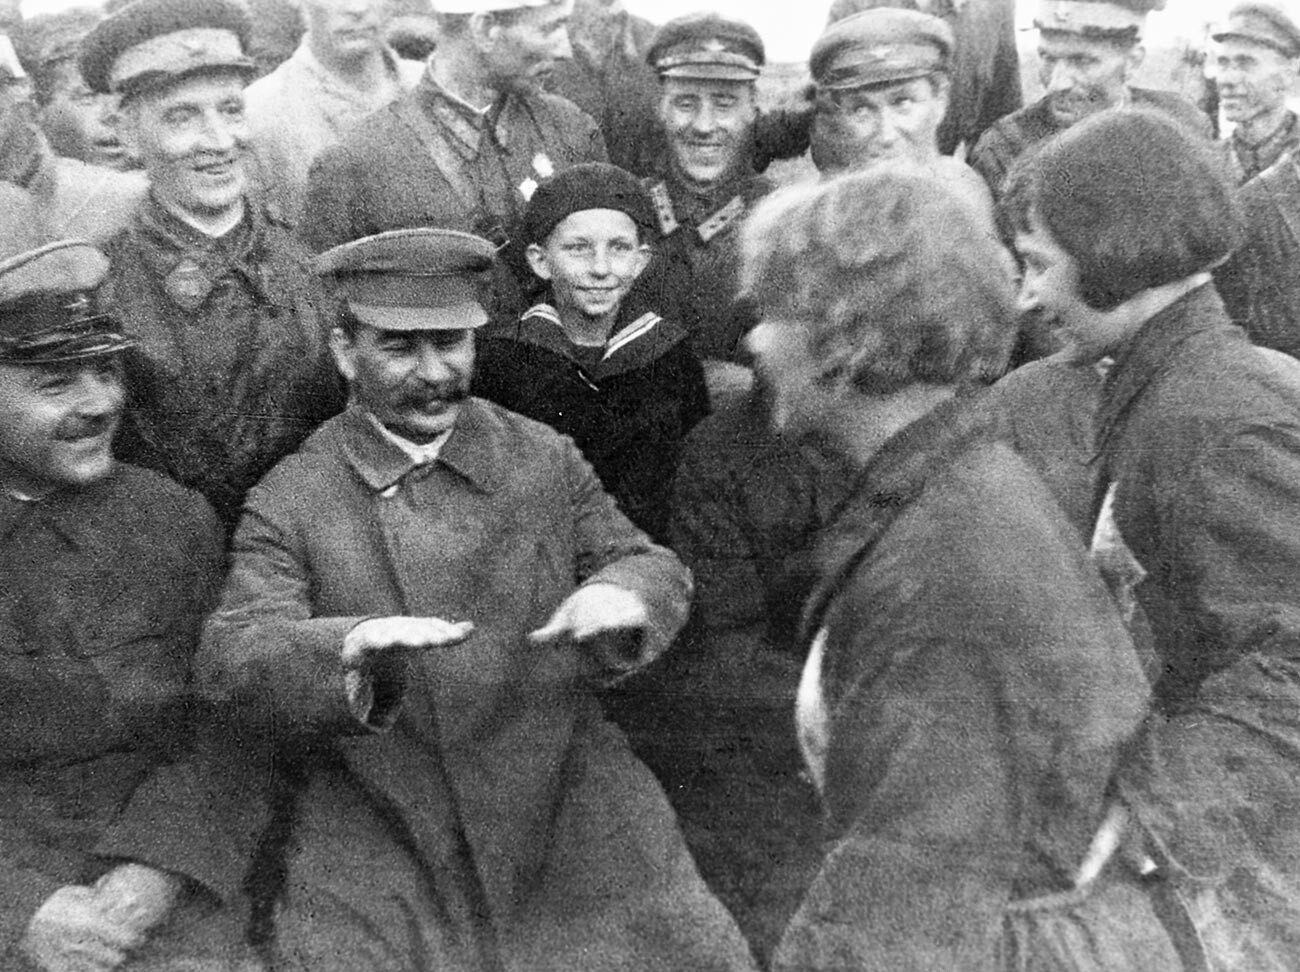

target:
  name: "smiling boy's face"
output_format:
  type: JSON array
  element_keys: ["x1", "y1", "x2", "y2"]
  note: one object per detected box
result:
[{"x1": 525, "y1": 208, "x2": 649, "y2": 330}]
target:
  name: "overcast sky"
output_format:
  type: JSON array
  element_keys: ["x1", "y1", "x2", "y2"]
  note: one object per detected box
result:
[{"x1": 15, "y1": 0, "x2": 1291, "y2": 66}]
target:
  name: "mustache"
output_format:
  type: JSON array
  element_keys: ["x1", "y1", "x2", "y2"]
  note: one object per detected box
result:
[
  {"x1": 398, "y1": 383, "x2": 470, "y2": 408},
  {"x1": 56, "y1": 411, "x2": 118, "y2": 441}
]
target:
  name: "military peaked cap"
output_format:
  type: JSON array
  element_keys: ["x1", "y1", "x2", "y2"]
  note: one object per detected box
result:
[
  {"x1": 812, "y1": 8, "x2": 954, "y2": 90},
  {"x1": 0, "y1": 240, "x2": 134, "y2": 365},
  {"x1": 79, "y1": 0, "x2": 254, "y2": 97},
  {"x1": 315, "y1": 229, "x2": 497, "y2": 332},
  {"x1": 1212, "y1": 3, "x2": 1300, "y2": 58},
  {"x1": 647, "y1": 13, "x2": 765, "y2": 81},
  {"x1": 1034, "y1": 0, "x2": 1165, "y2": 41}
]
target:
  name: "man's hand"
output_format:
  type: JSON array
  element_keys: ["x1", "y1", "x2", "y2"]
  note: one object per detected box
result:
[
  {"x1": 529, "y1": 584, "x2": 649, "y2": 661},
  {"x1": 21, "y1": 882, "x2": 145, "y2": 972},
  {"x1": 341, "y1": 616, "x2": 475, "y2": 669}
]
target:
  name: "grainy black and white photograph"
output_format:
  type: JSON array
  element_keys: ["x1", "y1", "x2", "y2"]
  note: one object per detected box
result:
[{"x1": 2, "y1": 0, "x2": 1300, "y2": 968}]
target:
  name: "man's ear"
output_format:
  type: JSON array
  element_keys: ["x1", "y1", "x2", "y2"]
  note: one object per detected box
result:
[
  {"x1": 525, "y1": 242, "x2": 552, "y2": 281},
  {"x1": 1125, "y1": 44, "x2": 1146, "y2": 78},
  {"x1": 468, "y1": 11, "x2": 498, "y2": 52},
  {"x1": 328, "y1": 326, "x2": 358, "y2": 382}
]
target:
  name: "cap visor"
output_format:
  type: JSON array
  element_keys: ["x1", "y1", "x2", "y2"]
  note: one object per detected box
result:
[
  {"x1": 660, "y1": 64, "x2": 759, "y2": 81},
  {"x1": 349, "y1": 301, "x2": 488, "y2": 331}
]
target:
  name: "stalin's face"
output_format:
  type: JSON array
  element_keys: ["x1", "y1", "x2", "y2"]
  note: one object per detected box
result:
[
  {"x1": 331, "y1": 323, "x2": 476, "y2": 444},
  {"x1": 658, "y1": 77, "x2": 757, "y2": 190}
]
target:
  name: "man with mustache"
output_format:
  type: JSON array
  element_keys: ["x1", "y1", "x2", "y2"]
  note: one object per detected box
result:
[
  {"x1": 970, "y1": 0, "x2": 1210, "y2": 202},
  {"x1": 302, "y1": 0, "x2": 606, "y2": 319},
  {"x1": 629, "y1": 12, "x2": 772, "y2": 397},
  {"x1": 0, "y1": 229, "x2": 247, "y2": 972},
  {"x1": 78, "y1": 0, "x2": 344, "y2": 534},
  {"x1": 243, "y1": 0, "x2": 425, "y2": 228},
  {"x1": 160, "y1": 227, "x2": 756, "y2": 971}
]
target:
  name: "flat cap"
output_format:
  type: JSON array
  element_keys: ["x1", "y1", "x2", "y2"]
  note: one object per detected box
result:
[
  {"x1": 647, "y1": 13, "x2": 765, "y2": 81},
  {"x1": 812, "y1": 8, "x2": 953, "y2": 90},
  {"x1": 314, "y1": 229, "x2": 497, "y2": 332},
  {"x1": 0, "y1": 239, "x2": 134, "y2": 364},
  {"x1": 79, "y1": 0, "x2": 255, "y2": 97},
  {"x1": 1212, "y1": 3, "x2": 1300, "y2": 57},
  {"x1": 1034, "y1": 0, "x2": 1164, "y2": 41},
  {"x1": 522, "y1": 162, "x2": 655, "y2": 246},
  {"x1": 429, "y1": 0, "x2": 565, "y2": 13}
]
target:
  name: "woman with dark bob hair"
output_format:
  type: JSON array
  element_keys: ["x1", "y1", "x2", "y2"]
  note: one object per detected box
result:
[
  {"x1": 1009, "y1": 108, "x2": 1300, "y2": 971},
  {"x1": 743, "y1": 168, "x2": 1182, "y2": 971}
]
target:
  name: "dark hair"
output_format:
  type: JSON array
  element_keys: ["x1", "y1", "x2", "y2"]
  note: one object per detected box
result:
[
  {"x1": 741, "y1": 167, "x2": 1016, "y2": 395},
  {"x1": 1004, "y1": 109, "x2": 1242, "y2": 310}
]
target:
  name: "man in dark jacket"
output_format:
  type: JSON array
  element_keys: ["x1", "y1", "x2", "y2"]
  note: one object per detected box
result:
[
  {"x1": 1014, "y1": 108, "x2": 1300, "y2": 971},
  {"x1": 302, "y1": 0, "x2": 606, "y2": 318},
  {"x1": 79, "y1": 0, "x2": 343, "y2": 534},
  {"x1": 0, "y1": 235, "x2": 232, "y2": 972},
  {"x1": 970, "y1": 0, "x2": 1210, "y2": 200}
]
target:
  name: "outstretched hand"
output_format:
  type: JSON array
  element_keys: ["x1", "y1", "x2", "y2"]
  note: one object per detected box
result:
[
  {"x1": 529, "y1": 583, "x2": 648, "y2": 652},
  {"x1": 342, "y1": 616, "x2": 475, "y2": 669}
]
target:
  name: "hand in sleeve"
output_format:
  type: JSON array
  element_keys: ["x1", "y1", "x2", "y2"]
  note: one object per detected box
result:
[
  {"x1": 341, "y1": 616, "x2": 475, "y2": 727},
  {"x1": 530, "y1": 583, "x2": 651, "y2": 677}
]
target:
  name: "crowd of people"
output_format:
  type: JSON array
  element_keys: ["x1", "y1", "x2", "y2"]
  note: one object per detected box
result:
[{"x1": 3, "y1": 0, "x2": 1300, "y2": 970}]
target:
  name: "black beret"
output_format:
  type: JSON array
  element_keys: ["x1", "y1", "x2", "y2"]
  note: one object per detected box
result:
[
  {"x1": 522, "y1": 162, "x2": 656, "y2": 246},
  {"x1": 1212, "y1": 3, "x2": 1300, "y2": 58},
  {"x1": 79, "y1": 0, "x2": 254, "y2": 97},
  {"x1": 647, "y1": 12, "x2": 765, "y2": 81}
]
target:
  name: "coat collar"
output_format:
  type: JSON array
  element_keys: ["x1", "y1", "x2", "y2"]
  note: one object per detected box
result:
[
  {"x1": 338, "y1": 399, "x2": 506, "y2": 495},
  {"x1": 1095, "y1": 283, "x2": 1229, "y2": 459},
  {"x1": 800, "y1": 389, "x2": 996, "y2": 645},
  {"x1": 509, "y1": 303, "x2": 687, "y2": 379},
  {"x1": 0, "y1": 463, "x2": 135, "y2": 550}
]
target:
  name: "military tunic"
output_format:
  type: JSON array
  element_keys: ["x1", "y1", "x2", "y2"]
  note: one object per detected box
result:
[
  {"x1": 629, "y1": 168, "x2": 773, "y2": 362},
  {"x1": 104, "y1": 196, "x2": 344, "y2": 533},
  {"x1": 1227, "y1": 108, "x2": 1300, "y2": 184},
  {"x1": 302, "y1": 66, "x2": 606, "y2": 316},
  {"x1": 0, "y1": 465, "x2": 222, "y2": 965}
]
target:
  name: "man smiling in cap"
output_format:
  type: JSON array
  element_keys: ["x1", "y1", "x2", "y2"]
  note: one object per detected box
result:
[
  {"x1": 970, "y1": 0, "x2": 1211, "y2": 199},
  {"x1": 0, "y1": 232, "x2": 238, "y2": 972},
  {"x1": 631, "y1": 12, "x2": 773, "y2": 393},
  {"x1": 79, "y1": 0, "x2": 343, "y2": 534}
]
